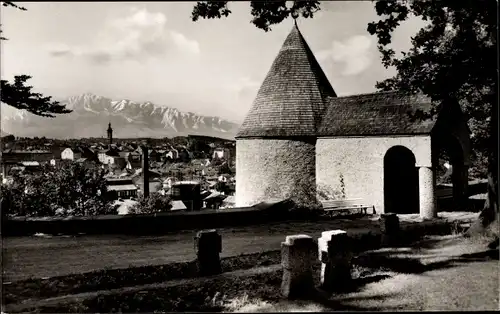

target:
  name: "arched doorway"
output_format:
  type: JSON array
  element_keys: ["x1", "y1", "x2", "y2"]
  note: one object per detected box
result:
[
  {"x1": 434, "y1": 133, "x2": 467, "y2": 210},
  {"x1": 384, "y1": 146, "x2": 420, "y2": 214}
]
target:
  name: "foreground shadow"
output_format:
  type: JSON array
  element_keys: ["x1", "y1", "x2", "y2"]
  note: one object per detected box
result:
[
  {"x1": 353, "y1": 238, "x2": 499, "y2": 275},
  {"x1": 309, "y1": 290, "x2": 406, "y2": 312},
  {"x1": 458, "y1": 249, "x2": 499, "y2": 261},
  {"x1": 354, "y1": 254, "x2": 456, "y2": 274}
]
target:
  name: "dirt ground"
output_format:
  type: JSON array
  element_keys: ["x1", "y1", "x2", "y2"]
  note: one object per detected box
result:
[{"x1": 3, "y1": 212, "x2": 478, "y2": 281}]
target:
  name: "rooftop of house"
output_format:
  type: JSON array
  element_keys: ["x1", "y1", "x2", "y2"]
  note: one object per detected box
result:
[
  {"x1": 107, "y1": 184, "x2": 138, "y2": 191},
  {"x1": 20, "y1": 161, "x2": 40, "y2": 167},
  {"x1": 171, "y1": 200, "x2": 187, "y2": 211},
  {"x1": 106, "y1": 177, "x2": 134, "y2": 183},
  {"x1": 2, "y1": 150, "x2": 52, "y2": 154},
  {"x1": 172, "y1": 180, "x2": 200, "y2": 185},
  {"x1": 203, "y1": 191, "x2": 227, "y2": 201}
]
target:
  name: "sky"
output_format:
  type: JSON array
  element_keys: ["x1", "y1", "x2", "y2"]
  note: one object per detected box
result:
[{"x1": 1, "y1": 1, "x2": 426, "y2": 123}]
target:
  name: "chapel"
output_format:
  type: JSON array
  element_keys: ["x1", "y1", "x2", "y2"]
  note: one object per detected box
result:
[{"x1": 235, "y1": 22, "x2": 471, "y2": 218}]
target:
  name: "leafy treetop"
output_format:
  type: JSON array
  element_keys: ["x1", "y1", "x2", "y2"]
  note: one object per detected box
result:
[{"x1": 191, "y1": 1, "x2": 321, "y2": 32}]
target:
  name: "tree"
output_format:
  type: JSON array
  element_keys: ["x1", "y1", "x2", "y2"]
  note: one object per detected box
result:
[
  {"x1": 1, "y1": 1, "x2": 72, "y2": 117},
  {"x1": 191, "y1": 0, "x2": 498, "y2": 242},
  {"x1": 365, "y1": 0, "x2": 497, "y2": 240},
  {"x1": 191, "y1": 1, "x2": 321, "y2": 32},
  {"x1": 1, "y1": 172, "x2": 31, "y2": 217},
  {"x1": 129, "y1": 193, "x2": 173, "y2": 214},
  {"x1": 2, "y1": 161, "x2": 114, "y2": 217},
  {"x1": 53, "y1": 161, "x2": 112, "y2": 216}
]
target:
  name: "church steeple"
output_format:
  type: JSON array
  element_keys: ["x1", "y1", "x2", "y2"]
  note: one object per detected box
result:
[{"x1": 107, "y1": 122, "x2": 113, "y2": 146}]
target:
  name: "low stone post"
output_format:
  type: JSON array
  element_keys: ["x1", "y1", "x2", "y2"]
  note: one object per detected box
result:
[
  {"x1": 281, "y1": 234, "x2": 315, "y2": 299},
  {"x1": 318, "y1": 230, "x2": 353, "y2": 292},
  {"x1": 380, "y1": 213, "x2": 400, "y2": 246},
  {"x1": 194, "y1": 229, "x2": 222, "y2": 276}
]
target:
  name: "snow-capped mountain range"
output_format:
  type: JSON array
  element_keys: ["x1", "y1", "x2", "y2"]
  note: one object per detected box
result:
[{"x1": 1, "y1": 93, "x2": 240, "y2": 139}]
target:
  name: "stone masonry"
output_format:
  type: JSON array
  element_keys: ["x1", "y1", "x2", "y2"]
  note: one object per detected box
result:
[
  {"x1": 236, "y1": 138, "x2": 317, "y2": 208},
  {"x1": 316, "y1": 135, "x2": 432, "y2": 213}
]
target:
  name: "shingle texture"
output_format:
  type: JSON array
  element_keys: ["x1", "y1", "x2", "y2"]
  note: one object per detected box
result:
[
  {"x1": 318, "y1": 91, "x2": 437, "y2": 136},
  {"x1": 236, "y1": 23, "x2": 337, "y2": 138}
]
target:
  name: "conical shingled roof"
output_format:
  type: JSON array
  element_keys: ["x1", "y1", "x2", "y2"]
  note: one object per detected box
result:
[{"x1": 236, "y1": 23, "x2": 337, "y2": 138}]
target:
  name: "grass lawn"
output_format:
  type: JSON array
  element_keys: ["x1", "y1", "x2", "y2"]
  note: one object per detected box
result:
[
  {"x1": 3, "y1": 211, "x2": 478, "y2": 282},
  {"x1": 7, "y1": 234, "x2": 497, "y2": 313}
]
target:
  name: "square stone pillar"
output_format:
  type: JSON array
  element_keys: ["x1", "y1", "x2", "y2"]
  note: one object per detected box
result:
[
  {"x1": 194, "y1": 229, "x2": 222, "y2": 276},
  {"x1": 281, "y1": 234, "x2": 315, "y2": 299},
  {"x1": 318, "y1": 230, "x2": 353, "y2": 291},
  {"x1": 419, "y1": 166, "x2": 437, "y2": 219}
]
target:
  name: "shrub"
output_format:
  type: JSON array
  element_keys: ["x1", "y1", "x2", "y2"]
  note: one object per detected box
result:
[
  {"x1": 316, "y1": 183, "x2": 343, "y2": 201},
  {"x1": 128, "y1": 193, "x2": 173, "y2": 214},
  {"x1": 2, "y1": 162, "x2": 114, "y2": 217}
]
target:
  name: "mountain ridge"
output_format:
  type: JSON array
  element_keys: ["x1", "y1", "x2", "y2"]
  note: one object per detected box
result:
[{"x1": 1, "y1": 93, "x2": 240, "y2": 140}]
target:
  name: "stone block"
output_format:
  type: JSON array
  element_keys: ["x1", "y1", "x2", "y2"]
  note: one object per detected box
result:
[
  {"x1": 380, "y1": 213, "x2": 400, "y2": 234},
  {"x1": 195, "y1": 229, "x2": 222, "y2": 253},
  {"x1": 281, "y1": 234, "x2": 315, "y2": 299},
  {"x1": 380, "y1": 213, "x2": 400, "y2": 246},
  {"x1": 318, "y1": 229, "x2": 353, "y2": 291},
  {"x1": 194, "y1": 229, "x2": 222, "y2": 276}
]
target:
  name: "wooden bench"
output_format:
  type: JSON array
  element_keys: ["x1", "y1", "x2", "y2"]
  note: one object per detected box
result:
[
  {"x1": 436, "y1": 187, "x2": 453, "y2": 199},
  {"x1": 321, "y1": 198, "x2": 375, "y2": 217}
]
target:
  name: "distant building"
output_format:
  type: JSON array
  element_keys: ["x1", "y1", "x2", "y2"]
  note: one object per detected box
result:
[
  {"x1": 203, "y1": 191, "x2": 227, "y2": 209},
  {"x1": 19, "y1": 161, "x2": 42, "y2": 174},
  {"x1": 169, "y1": 181, "x2": 202, "y2": 211},
  {"x1": 163, "y1": 177, "x2": 177, "y2": 189},
  {"x1": 1, "y1": 150, "x2": 53, "y2": 177},
  {"x1": 192, "y1": 158, "x2": 211, "y2": 167},
  {"x1": 98, "y1": 147, "x2": 122, "y2": 165},
  {"x1": 61, "y1": 148, "x2": 80, "y2": 160},
  {"x1": 165, "y1": 148, "x2": 179, "y2": 160},
  {"x1": 61, "y1": 147, "x2": 97, "y2": 162},
  {"x1": 131, "y1": 169, "x2": 163, "y2": 195},
  {"x1": 212, "y1": 147, "x2": 231, "y2": 160},
  {"x1": 106, "y1": 178, "x2": 138, "y2": 200}
]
